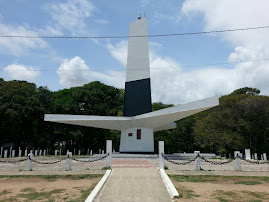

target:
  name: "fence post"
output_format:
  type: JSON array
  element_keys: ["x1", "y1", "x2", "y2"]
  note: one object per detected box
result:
[
  {"x1": 66, "y1": 152, "x2": 72, "y2": 171},
  {"x1": 159, "y1": 141, "x2": 164, "y2": 169},
  {"x1": 236, "y1": 154, "x2": 241, "y2": 171},
  {"x1": 27, "y1": 153, "x2": 34, "y2": 171},
  {"x1": 106, "y1": 140, "x2": 112, "y2": 168},
  {"x1": 195, "y1": 153, "x2": 201, "y2": 171},
  {"x1": 19, "y1": 147, "x2": 22, "y2": 157}
]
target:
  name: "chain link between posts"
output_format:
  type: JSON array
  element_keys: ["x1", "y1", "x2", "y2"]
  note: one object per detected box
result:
[
  {"x1": 238, "y1": 156, "x2": 269, "y2": 164},
  {"x1": 70, "y1": 153, "x2": 109, "y2": 163},
  {"x1": 0, "y1": 158, "x2": 28, "y2": 163},
  {"x1": 201, "y1": 157, "x2": 235, "y2": 165},
  {"x1": 28, "y1": 156, "x2": 67, "y2": 164},
  {"x1": 162, "y1": 153, "x2": 197, "y2": 165}
]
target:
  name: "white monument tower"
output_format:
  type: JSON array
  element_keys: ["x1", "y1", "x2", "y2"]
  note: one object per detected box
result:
[{"x1": 45, "y1": 15, "x2": 219, "y2": 153}]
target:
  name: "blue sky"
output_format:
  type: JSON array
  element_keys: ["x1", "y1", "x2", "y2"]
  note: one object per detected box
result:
[{"x1": 1, "y1": 0, "x2": 269, "y2": 104}]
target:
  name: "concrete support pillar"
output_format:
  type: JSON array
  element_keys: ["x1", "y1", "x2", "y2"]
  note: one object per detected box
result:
[
  {"x1": 106, "y1": 140, "x2": 112, "y2": 168},
  {"x1": 159, "y1": 141, "x2": 164, "y2": 169},
  {"x1": 43, "y1": 150, "x2": 46, "y2": 156},
  {"x1": 4, "y1": 150, "x2": 8, "y2": 158},
  {"x1": 263, "y1": 153, "x2": 267, "y2": 161},
  {"x1": 66, "y1": 152, "x2": 72, "y2": 171},
  {"x1": 102, "y1": 150, "x2": 104, "y2": 154},
  {"x1": 195, "y1": 153, "x2": 201, "y2": 171},
  {"x1": 90, "y1": 150, "x2": 92, "y2": 156},
  {"x1": 39, "y1": 150, "x2": 42, "y2": 156},
  {"x1": 35, "y1": 150, "x2": 38, "y2": 156},
  {"x1": 78, "y1": 150, "x2": 81, "y2": 156},
  {"x1": 236, "y1": 154, "x2": 241, "y2": 171},
  {"x1": 55, "y1": 150, "x2": 58, "y2": 156},
  {"x1": 27, "y1": 153, "x2": 34, "y2": 171}
]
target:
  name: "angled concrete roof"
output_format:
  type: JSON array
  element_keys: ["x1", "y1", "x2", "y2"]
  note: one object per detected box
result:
[{"x1": 45, "y1": 96, "x2": 219, "y2": 132}]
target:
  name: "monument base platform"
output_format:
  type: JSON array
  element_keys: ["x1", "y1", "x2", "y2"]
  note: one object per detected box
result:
[{"x1": 119, "y1": 128, "x2": 154, "y2": 153}]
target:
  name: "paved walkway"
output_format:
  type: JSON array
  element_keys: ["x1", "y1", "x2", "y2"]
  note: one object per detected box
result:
[{"x1": 95, "y1": 168, "x2": 172, "y2": 202}]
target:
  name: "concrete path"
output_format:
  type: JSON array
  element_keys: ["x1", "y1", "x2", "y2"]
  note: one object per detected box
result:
[{"x1": 95, "y1": 168, "x2": 172, "y2": 202}]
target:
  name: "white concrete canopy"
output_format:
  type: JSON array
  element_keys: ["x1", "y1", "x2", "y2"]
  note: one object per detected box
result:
[{"x1": 45, "y1": 96, "x2": 219, "y2": 131}]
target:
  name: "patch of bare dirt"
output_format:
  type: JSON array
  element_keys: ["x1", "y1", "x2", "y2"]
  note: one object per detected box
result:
[
  {"x1": 0, "y1": 176, "x2": 101, "y2": 201},
  {"x1": 171, "y1": 178, "x2": 269, "y2": 202}
]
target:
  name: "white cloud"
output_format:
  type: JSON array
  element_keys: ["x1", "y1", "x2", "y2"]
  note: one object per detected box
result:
[
  {"x1": 4, "y1": 64, "x2": 40, "y2": 81},
  {"x1": 47, "y1": 0, "x2": 95, "y2": 35},
  {"x1": 57, "y1": 56, "x2": 125, "y2": 89},
  {"x1": 181, "y1": 0, "x2": 269, "y2": 98},
  {"x1": 57, "y1": 56, "x2": 91, "y2": 87},
  {"x1": 0, "y1": 22, "x2": 48, "y2": 56},
  {"x1": 106, "y1": 36, "x2": 269, "y2": 104}
]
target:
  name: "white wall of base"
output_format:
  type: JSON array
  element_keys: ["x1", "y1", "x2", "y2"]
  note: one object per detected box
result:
[{"x1": 120, "y1": 128, "x2": 154, "y2": 152}]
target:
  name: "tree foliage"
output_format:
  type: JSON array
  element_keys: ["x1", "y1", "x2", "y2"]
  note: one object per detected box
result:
[{"x1": 0, "y1": 79, "x2": 268, "y2": 155}]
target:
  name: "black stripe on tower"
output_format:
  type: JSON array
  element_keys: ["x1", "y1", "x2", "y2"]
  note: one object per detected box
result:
[{"x1": 123, "y1": 78, "x2": 152, "y2": 117}]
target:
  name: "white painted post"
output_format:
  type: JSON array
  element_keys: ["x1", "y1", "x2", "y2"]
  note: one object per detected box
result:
[
  {"x1": 19, "y1": 147, "x2": 22, "y2": 157},
  {"x1": 39, "y1": 150, "x2": 42, "y2": 156},
  {"x1": 252, "y1": 154, "x2": 254, "y2": 159},
  {"x1": 43, "y1": 150, "x2": 46, "y2": 156},
  {"x1": 35, "y1": 150, "x2": 38, "y2": 156},
  {"x1": 254, "y1": 153, "x2": 258, "y2": 160},
  {"x1": 78, "y1": 150, "x2": 81, "y2": 156},
  {"x1": 4, "y1": 150, "x2": 8, "y2": 158},
  {"x1": 55, "y1": 150, "x2": 57, "y2": 156},
  {"x1": 106, "y1": 140, "x2": 112, "y2": 168},
  {"x1": 261, "y1": 154, "x2": 263, "y2": 160},
  {"x1": 113, "y1": 149, "x2": 115, "y2": 153},
  {"x1": 66, "y1": 150, "x2": 69, "y2": 154},
  {"x1": 66, "y1": 152, "x2": 72, "y2": 171},
  {"x1": 234, "y1": 151, "x2": 240, "y2": 158},
  {"x1": 195, "y1": 154, "x2": 201, "y2": 171},
  {"x1": 159, "y1": 141, "x2": 164, "y2": 169},
  {"x1": 263, "y1": 153, "x2": 267, "y2": 161},
  {"x1": 12, "y1": 150, "x2": 15, "y2": 157},
  {"x1": 245, "y1": 149, "x2": 251, "y2": 160},
  {"x1": 24, "y1": 149, "x2": 27, "y2": 157},
  {"x1": 9, "y1": 147, "x2": 12, "y2": 157},
  {"x1": 236, "y1": 154, "x2": 241, "y2": 171},
  {"x1": 90, "y1": 150, "x2": 92, "y2": 156},
  {"x1": 99, "y1": 149, "x2": 101, "y2": 154},
  {"x1": 27, "y1": 153, "x2": 34, "y2": 171},
  {"x1": 102, "y1": 150, "x2": 104, "y2": 154}
]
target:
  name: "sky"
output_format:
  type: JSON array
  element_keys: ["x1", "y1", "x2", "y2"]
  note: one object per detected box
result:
[{"x1": 1, "y1": 0, "x2": 269, "y2": 104}]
